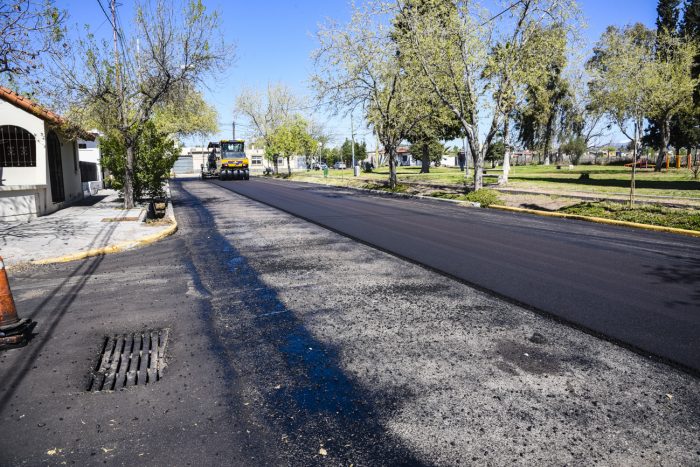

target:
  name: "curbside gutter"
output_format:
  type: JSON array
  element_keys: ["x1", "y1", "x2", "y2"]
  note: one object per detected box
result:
[
  {"x1": 262, "y1": 176, "x2": 700, "y2": 239},
  {"x1": 489, "y1": 204, "x2": 700, "y2": 239},
  {"x1": 24, "y1": 204, "x2": 178, "y2": 268}
]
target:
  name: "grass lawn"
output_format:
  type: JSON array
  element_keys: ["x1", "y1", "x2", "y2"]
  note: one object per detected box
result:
[
  {"x1": 559, "y1": 202, "x2": 700, "y2": 232},
  {"x1": 289, "y1": 164, "x2": 700, "y2": 200}
]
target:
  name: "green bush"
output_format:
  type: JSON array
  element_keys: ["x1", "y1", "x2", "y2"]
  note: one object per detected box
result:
[
  {"x1": 100, "y1": 121, "x2": 178, "y2": 200},
  {"x1": 465, "y1": 188, "x2": 502, "y2": 207}
]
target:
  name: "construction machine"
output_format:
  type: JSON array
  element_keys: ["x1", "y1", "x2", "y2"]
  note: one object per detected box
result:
[{"x1": 201, "y1": 140, "x2": 250, "y2": 180}]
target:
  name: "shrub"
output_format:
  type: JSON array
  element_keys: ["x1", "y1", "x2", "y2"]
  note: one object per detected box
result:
[
  {"x1": 100, "y1": 121, "x2": 178, "y2": 200},
  {"x1": 465, "y1": 188, "x2": 502, "y2": 207}
]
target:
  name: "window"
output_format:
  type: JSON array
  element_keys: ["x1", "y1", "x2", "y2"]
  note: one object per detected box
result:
[
  {"x1": 78, "y1": 143, "x2": 87, "y2": 149},
  {"x1": 0, "y1": 125, "x2": 36, "y2": 167},
  {"x1": 252, "y1": 156, "x2": 262, "y2": 165}
]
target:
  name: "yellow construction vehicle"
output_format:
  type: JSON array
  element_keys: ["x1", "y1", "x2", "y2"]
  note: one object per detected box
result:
[{"x1": 201, "y1": 139, "x2": 250, "y2": 180}]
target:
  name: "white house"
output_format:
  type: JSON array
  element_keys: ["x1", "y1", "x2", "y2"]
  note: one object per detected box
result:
[
  {"x1": 78, "y1": 130, "x2": 103, "y2": 196},
  {"x1": 0, "y1": 86, "x2": 92, "y2": 220}
]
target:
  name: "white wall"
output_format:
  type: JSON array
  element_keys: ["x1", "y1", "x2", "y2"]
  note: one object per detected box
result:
[{"x1": 0, "y1": 100, "x2": 47, "y2": 186}]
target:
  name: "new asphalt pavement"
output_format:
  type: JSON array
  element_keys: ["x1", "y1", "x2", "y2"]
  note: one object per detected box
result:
[{"x1": 212, "y1": 176, "x2": 700, "y2": 373}]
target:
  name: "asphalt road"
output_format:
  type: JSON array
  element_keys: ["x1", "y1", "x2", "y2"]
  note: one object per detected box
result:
[
  {"x1": 212, "y1": 177, "x2": 700, "y2": 373},
  {"x1": 2, "y1": 179, "x2": 699, "y2": 465}
]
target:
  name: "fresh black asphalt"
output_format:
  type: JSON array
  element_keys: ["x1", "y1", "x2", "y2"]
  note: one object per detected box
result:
[{"x1": 213, "y1": 177, "x2": 700, "y2": 373}]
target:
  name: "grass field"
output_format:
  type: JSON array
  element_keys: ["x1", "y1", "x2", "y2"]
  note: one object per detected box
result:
[{"x1": 290, "y1": 164, "x2": 700, "y2": 199}]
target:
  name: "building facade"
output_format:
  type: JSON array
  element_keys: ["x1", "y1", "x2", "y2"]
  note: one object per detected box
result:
[{"x1": 0, "y1": 87, "x2": 91, "y2": 220}]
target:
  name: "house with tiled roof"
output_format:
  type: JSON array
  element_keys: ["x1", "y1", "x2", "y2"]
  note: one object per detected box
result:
[{"x1": 0, "y1": 86, "x2": 94, "y2": 220}]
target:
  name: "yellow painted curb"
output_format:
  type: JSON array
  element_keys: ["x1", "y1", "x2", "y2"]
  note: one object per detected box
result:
[
  {"x1": 29, "y1": 220, "x2": 178, "y2": 266},
  {"x1": 489, "y1": 204, "x2": 700, "y2": 238}
]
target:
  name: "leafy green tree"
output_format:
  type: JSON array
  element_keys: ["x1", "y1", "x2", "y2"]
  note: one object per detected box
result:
[
  {"x1": 313, "y1": 1, "x2": 434, "y2": 189},
  {"x1": 49, "y1": 0, "x2": 229, "y2": 209},
  {"x1": 152, "y1": 85, "x2": 219, "y2": 139},
  {"x1": 514, "y1": 26, "x2": 570, "y2": 166},
  {"x1": 645, "y1": 33, "x2": 698, "y2": 170},
  {"x1": 340, "y1": 139, "x2": 367, "y2": 166},
  {"x1": 560, "y1": 137, "x2": 587, "y2": 165},
  {"x1": 587, "y1": 24, "x2": 657, "y2": 203},
  {"x1": 397, "y1": 0, "x2": 579, "y2": 189},
  {"x1": 101, "y1": 121, "x2": 178, "y2": 200},
  {"x1": 393, "y1": 0, "x2": 463, "y2": 174},
  {"x1": 658, "y1": 0, "x2": 682, "y2": 35},
  {"x1": 268, "y1": 117, "x2": 309, "y2": 176}
]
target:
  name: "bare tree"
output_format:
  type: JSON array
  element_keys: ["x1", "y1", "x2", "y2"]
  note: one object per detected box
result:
[
  {"x1": 0, "y1": 0, "x2": 66, "y2": 80},
  {"x1": 234, "y1": 83, "x2": 299, "y2": 174},
  {"x1": 312, "y1": 1, "x2": 431, "y2": 189}
]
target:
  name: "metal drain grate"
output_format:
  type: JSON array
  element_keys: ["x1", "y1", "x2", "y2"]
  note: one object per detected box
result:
[{"x1": 87, "y1": 329, "x2": 169, "y2": 392}]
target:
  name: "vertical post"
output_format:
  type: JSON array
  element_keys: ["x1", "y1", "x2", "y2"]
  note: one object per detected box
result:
[
  {"x1": 351, "y1": 115, "x2": 356, "y2": 175},
  {"x1": 232, "y1": 122, "x2": 236, "y2": 140}
]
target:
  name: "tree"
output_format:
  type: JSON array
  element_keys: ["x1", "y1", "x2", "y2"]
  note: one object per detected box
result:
[
  {"x1": 0, "y1": 1, "x2": 65, "y2": 81},
  {"x1": 560, "y1": 137, "x2": 587, "y2": 165},
  {"x1": 657, "y1": 0, "x2": 682, "y2": 35},
  {"x1": 49, "y1": 0, "x2": 229, "y2": 208},
  {"x1": 587, "y1": 24, "x2": 656, "y2": 204},
  {"x1": 645, "y1": 32, "x2": 698, "y2": 170},
  {"x1": 514, "y1": 26, "x2": 570, "y2": 166},
  {"x1": 397, "y1": 0, "x2": 579, "y2": 189},
  {"x1": 235, "y1": 83, "x2": 299, "y2": 174},
  {"x1": 152, "y1": 85, "x2": 219, "y2": 139},
  {"x1": 393, "y1": 0, "x2": 463, "y2": 174},
  {"x1": 340, "y1": 139, "x2": 367, "y2": 166},
  {"x1": 100, "y1": 121, "x2": 178, "y2": 200},
  {"x1": 268, "y1": 116, "x2": 308, "y2": 176},
  {"x1": 312, "y1": 1, "x2": 432, "y2": 189}
]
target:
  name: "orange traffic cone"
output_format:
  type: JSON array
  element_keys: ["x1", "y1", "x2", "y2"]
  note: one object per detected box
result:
[{"x1": 0, "y1": 257, "x2": 33, "y2": 347}]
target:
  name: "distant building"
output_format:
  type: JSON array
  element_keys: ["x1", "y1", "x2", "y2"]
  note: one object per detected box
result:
[
  {"x1": 78, "y1": 130, "x2": 103, "y2": 195},
  {"x1": 0, "y1": 86, "x2": 93, "y2": 220}
]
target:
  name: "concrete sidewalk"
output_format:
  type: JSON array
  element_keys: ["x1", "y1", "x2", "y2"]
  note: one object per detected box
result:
[{"x1": 0, "y1": 190, "x2": 176, "y2": 267}]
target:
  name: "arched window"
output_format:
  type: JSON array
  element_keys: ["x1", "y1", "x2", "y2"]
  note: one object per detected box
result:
[{"x1": 0, "y1": 125, "x2": 36, "y2": 167}]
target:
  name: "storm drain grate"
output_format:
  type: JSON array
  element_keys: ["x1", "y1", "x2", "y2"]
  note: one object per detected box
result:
[{"x1": 87, "y1": 329, "x2": 169, "y2": 392}]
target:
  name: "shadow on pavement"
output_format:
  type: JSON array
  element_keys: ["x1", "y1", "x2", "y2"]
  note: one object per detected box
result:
[
  {"x1": 175, "y1": 181, "x2": 422, "y2": 466},
  {"x1": 0, "y1": 219, "x2": 121, "y2": 413}
]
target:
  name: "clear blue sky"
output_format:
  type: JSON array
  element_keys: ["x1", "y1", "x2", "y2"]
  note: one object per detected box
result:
[{"x1": 57, "y1": 0, "x2": 659, "y2": 147}]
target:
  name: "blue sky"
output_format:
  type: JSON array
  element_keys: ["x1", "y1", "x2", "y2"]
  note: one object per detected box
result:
[{"x1": 57, "y1": 0, "x2": 659, "y2": 147}]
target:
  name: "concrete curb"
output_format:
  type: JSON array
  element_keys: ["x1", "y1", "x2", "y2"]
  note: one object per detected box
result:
[{"x1": 489, "y1": 204, "x2": 700, "y2": 238}]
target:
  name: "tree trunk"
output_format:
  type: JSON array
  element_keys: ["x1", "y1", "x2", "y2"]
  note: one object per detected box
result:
[
  {"x1": 502, "y1": 116, "x2": 510, "y2": 184},
  {"x1": 388, "y1": 149, "x2": 397, "y2": 190},
  {"x1": 124, "y1": 142, "x2": 135, "y2": 209},
  {"x1": 654, "y1": 116, "x2": 671, "y2": 171},
  {"x1": 286, "y1": 156, "x2": 292, "y2": 176},
  {"x1": 420, "y1": 143, "x2": 430, "y2": 174}
]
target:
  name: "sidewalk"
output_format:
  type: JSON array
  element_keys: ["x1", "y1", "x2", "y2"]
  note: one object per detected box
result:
[{"x1": 0, "y1": 190, "x2": 176, "y2": 268}]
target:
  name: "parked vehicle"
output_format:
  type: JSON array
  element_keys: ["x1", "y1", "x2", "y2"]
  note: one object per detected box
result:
[
  {"x1": 333, "y1": 162, "x2": 347, "y2": 169},
  {"x1": 312, "y1": 163, "x2": 329, "y2": 170}
]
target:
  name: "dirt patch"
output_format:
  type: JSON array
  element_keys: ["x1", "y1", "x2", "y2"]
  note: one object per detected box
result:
[{"x1": 498, "y1": 192, "x2": 583, "y2": 211}]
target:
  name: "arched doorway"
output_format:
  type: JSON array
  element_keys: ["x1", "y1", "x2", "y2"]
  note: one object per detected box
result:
[{"x1": 47, "y1": 131, "x2": 65, "y2": 203}]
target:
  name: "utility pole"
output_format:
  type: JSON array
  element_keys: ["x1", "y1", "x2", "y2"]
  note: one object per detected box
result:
[
  {"x1": 111, "y1": 0, "x2": 133, "y2": 209},
  {"x1": 232, "y1": 122, "x2": 236, "y2": 140},
  {"x1": 351, "y1": 115, "x2": 356, "y2": 175}
]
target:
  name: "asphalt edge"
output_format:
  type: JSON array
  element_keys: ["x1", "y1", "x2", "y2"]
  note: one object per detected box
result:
[
  {"x1": 263, "y1": 176, "x2": 700, "y2": 238},
  {"x1": 9, "y1": 207, "x2": 178, "y2": 270}
]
